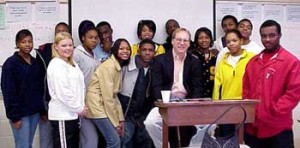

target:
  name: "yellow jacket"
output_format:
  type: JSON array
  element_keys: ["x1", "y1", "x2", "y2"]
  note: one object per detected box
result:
[
  {"x1": 212, "y1": 50, "x2": 254, "y2": 100},
  {"x1": 85, "y1": 55, "x2": 124, "y2": 127},
  {"x1": 131, "y1": 43, "x2": 165, "y2": 56}
]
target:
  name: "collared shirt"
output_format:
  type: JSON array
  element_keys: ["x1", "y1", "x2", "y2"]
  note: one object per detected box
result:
[
  {"x1": 171, "y1": 51, "x2": 187, "y2": 99},
  {"x1": 93, "y1": 43, "x2": 111, "y2": 62}
]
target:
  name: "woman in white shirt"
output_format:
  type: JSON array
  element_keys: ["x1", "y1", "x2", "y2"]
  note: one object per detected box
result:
[{"x1": 47, "y1": 32, "x2": 87, "y2": 148}]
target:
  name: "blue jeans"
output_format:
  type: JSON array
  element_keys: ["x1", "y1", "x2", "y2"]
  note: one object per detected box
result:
[
  {"x1": 92, "y1": 118, "x2": 120, "y2": 148},
  {"x1": 10, "y1": 113, "x2": 40, "y2": 148},
  {"x1": 79, "y1": 117, "x2": 99, "y2": 148},
  {"x1": 121, "y1": 120, "x2": 152, "y2": 148},
  {"x1": 39, "y1": 119, "x2": 53, "y2": 148}
]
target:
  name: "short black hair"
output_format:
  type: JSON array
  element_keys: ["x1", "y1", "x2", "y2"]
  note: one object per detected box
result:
[
  {"x1": 260, "y1": 20, "x2": 281, "y2": 35},
  {"x1": 221, "y1": 15, "x2": 238, "y2": 28},
  {"x1": 55, "y1": 22, "x2": 70, "y2": 33},
  {"x1": 96, "y1": 21, "x2": 112, "y2": 29},
  {"x1": 238, "y1": 18, "x2": 253, "y2": 29},
  {"x1": 15, "y1": 29, "x2": 32, "y2": 48},
  {"x1": 137, "y1": 20, "x2": 156, "y2": 38},
  {"x1": 194, "y1": 27, "x2": 214, "y2": 48},
  {"x1": 139, "y1": 39, "x2": 155, "y2": 51},
  {"x1": 78, "y1": 20, "x2": 96, "y2": 43},
  {"x1": 111, "y1": 38, "x2": 131, "y2": 66},
  {"x1": 225, "y1": 29, "x2": 243, "y2": 40}
]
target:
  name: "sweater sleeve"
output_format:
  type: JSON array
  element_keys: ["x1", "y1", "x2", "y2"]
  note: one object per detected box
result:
[{"x1": 1, "y1": 60, "x2": 21, "y2": 122}]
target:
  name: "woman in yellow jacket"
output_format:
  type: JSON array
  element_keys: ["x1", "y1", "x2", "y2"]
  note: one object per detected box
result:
[
  {"x1": 131, "y1": 20, "x2": 165, "y2": 56},
  {"x1": 213, "y1": 29, "x2": 254, "y2": 100},
  {"x1": 212, "y1": 29, "x2": 254, "y2": 137},
  {"x1": 85, "y1": 38, "x2": 131, "y2": 148}
]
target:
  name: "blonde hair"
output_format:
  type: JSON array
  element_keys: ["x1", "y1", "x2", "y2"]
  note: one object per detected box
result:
[
  {"x1": 171, "y1": 28, "x2": 191, "y2": 40},
  {"x1": 52, "y1": 32, "x2": 75, "y2": 66}
]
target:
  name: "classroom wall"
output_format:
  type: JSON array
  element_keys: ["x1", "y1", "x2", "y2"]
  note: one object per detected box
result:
[{"x1": 71, "y1": 0, "x2": 214, "y2": 47}]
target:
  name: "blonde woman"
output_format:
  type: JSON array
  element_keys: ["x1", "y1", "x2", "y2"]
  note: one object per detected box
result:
[{"x1": 47, "y1": 32, "x2": 87, "y2": 148}]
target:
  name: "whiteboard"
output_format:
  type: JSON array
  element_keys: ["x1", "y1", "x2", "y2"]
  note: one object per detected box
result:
[
  {"x1": 0, "y1": 2, "x2": 68, "y2": 65},
  {"x1": 71, "y1": 0, "x2": 214, "y2": 47}
]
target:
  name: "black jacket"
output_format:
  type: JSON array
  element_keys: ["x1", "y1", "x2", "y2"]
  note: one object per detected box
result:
[
  {"x1": 1, "y1": 52, "x2": 46, "y2": 122},
  {"x1": 150, "y1": 50, "x2": 203, "y2": 101}
]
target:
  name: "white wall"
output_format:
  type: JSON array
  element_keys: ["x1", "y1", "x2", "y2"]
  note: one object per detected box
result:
[{"x1": 71, "y1": 0, "x2": 214, "y2": 47}]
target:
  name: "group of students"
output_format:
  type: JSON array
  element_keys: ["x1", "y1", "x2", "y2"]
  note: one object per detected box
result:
[{"x1": 1, "y1": 15, "x2": 300, "y2": 148}]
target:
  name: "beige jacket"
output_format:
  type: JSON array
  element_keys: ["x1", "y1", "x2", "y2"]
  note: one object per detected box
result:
[{"x1": 85, "y1": 55, "x2": 124, "y2": 127}]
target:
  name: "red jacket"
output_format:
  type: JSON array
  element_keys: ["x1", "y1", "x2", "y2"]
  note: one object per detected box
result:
[{"x1": 243, "y1": 46, "x2": 300, "y2": 138}]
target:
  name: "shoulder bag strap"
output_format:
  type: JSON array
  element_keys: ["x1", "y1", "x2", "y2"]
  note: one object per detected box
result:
[{"x1": 205, "y1": 105, "x2": 247, "y2": 132}]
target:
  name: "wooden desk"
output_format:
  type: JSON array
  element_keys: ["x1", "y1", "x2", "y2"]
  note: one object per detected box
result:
[{"x1": 155, "y1": 99, "x2": 259, "y2": 148}]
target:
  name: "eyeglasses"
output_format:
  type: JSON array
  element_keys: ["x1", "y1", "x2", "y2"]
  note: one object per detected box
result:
[{"x1": 174, "y1": 38, "x2": 190, "y2": 43}]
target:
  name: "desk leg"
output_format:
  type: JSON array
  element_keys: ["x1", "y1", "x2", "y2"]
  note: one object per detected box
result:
[
  {"x1": 238, "y1": 124, "x2": 244, "y2": 144},
  {"x1": 162, "y1": 120, "x2": 168, "y2": 148}
]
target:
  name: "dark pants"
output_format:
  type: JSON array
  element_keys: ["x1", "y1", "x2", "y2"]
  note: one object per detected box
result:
[
  {"x1": 50, "y1": 119, "x2": 79, "y2": 148},
  {"x1": 169, "y1": 126, "x2": 196, "y2": 148},
  {"x1": 121, "y1": 119, "x2": 153, "y2": 148},
  {"x1": 245, "y1": 130, "x2": 294, "y2": 148},
  {"x1": 219, "y1": 124, "x2": 235, "y2": 137}
]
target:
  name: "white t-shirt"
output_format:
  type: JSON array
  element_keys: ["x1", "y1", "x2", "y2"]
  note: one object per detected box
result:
[
  {"x1": 216, "y1": 41, "x2": 263, "y2": 67},
  {"x1": 227, "y1": 54, "x2": 243, "y2": 68}
]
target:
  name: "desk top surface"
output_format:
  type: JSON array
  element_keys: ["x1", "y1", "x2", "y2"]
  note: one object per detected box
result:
[{"x1": 155, "y1": 99, "x2": 259, "y2": 107}]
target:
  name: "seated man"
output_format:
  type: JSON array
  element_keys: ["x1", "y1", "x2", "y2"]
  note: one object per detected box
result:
[{"x1": 144, "y1": 28, "x2": 203, "y2": 148}]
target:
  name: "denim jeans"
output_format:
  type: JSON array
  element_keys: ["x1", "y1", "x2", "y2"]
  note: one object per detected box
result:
[
  {"x1": 39, "y1": 119, "x2": 53, "y2": 148},
  {"x1": 121, "y1": 119, "x2": 152, "y2": 148},
  {"x1": 79, "y1": 117, "x2": 99, "y2": 148},
  {"x1": 92, "y1": 118, "x2": 120, "y2": 148},
  {"x1": 10, "y1": 113, "x2": 40, "y2": 148}
]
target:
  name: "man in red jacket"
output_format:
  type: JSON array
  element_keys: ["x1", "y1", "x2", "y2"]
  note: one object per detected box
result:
[{"x1": 243, "y1": 20, "x2": 300, "y2": 148}]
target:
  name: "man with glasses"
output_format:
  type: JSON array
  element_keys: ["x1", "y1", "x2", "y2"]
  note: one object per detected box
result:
[{"x1": 144, "y1": 28, "x2": 203, "y2": 148}]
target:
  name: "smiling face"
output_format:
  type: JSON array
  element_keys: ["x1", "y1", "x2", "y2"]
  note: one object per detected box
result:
[
  {"x1": 226, "y1": 32, "x2": 242, "y2": 56},
  {"x1": 172, "y1": 29, "x2": 190, "y2": 55},
  {"x1": 238, "y1": 20, "x2": 252, "y2": 40},
  {"x1": 82, "y1": 29, "x2": 99, "y2": 51},
  {"x1": 54, "y1": 38, "x2": 74, "y2": 61},
  {"x1": 197, "y1": 32, "x2": 211, "y2": 50},
  {"x1": 117, "y1": 41, "x2": 131, "y2": 61},
  {"x1": 140, "y1": 25, "x2": 154, "y2": 40},
  {"x1": 17, "y1": 35, "x2": 33, "y2": 55}
]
